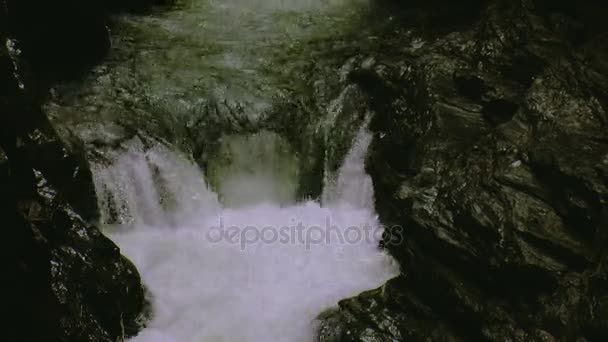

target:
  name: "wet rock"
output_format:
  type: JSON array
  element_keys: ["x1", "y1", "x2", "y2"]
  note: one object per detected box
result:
[
  {"x1": 3, "y1": 0, "x2": 170, "y2": 79},
  {"x1": 1, "y1": 16, "x2": 148, "y2": 341},
  {"x1": 4, "y1": 169, "x2": 149, "y2": 341},
  {"x1": 320, "y1": 0, "x2": 608, "y2": 340},
  {"x1": 4, "y1": 0, "x2": 110, "y2": 78}
]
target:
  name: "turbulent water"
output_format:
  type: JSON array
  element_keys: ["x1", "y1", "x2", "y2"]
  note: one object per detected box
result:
[
  {"x1": 48, "y1": 0, "x2": 396, "y2": 340},
  {"x1": 93, "y1": 128, "x2": 397, "y2": 342}
]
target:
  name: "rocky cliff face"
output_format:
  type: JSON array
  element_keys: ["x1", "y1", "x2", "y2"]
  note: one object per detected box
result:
[
  {"x1": 3, "y1": 0, "x2": 172, "y2": 80},
  {"x1": 3, "y1": 0, "x2": 608, "y2": 340},
  {"x1": 318, "y1": 1, "x2": 608, "y2": 341},
  {"x1": 1, "y1": 1, "x2": 153, "y2": 340}
]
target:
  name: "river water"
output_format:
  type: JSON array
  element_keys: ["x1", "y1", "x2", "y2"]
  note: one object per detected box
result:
[
  {"x1": 47, "y1": 0, "x2": 398, "y2": 341},
  {"x1": 93, "y1": 127, "x2": 397, "y2": 342}
]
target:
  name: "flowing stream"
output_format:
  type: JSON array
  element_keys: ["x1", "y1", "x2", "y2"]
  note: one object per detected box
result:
[
  {"x1": 49, "y1": 0, "x2": 398, "y2": 340},
  {"x1": 93, "y1": 127, "x2": 397, "y2": 342}
]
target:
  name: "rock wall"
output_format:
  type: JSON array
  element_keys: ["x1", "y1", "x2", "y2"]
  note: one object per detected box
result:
[
  {"x1": 318, "y1": 1, "x2": 608, "y2": 341},
  {"x1": 1, "y1": 1, "x2": 158, "y2": 340},
  {"x1": 3, "y1": 0, "x2": 608, "y2": 340},
  {"x1": 3, "y1": 0, "x2": 172, "y2": 80}
]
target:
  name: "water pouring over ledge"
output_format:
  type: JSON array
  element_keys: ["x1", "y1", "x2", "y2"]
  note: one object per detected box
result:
[
  {"x1": 46, "y1": 0, "x2": 396, "y2": 339},
  {"x1": 92, "y1": 126, "x2": 398, "y2": 342}
]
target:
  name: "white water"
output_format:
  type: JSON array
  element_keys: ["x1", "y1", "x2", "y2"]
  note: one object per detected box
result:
[{"x1": 93, "y1": 129, "x2": 398, "y2": 342}]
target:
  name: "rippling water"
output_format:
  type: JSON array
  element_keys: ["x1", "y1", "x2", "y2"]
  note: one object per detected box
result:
[{"x1": 93, "y1": 127, "x2": 397, "y2": 342}]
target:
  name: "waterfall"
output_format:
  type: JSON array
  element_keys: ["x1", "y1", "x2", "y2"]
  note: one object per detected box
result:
[
  {"x1": 92, "y1": 138, "x2": 221, "y2": 228},
  {"x1": 92, "y1": 131, "x2": 397, "y2": 341},
  {"x1": 206, "y1": 131, "x2": 300, "y2": 208},
  {"x1": 321, "y1": 116, "x2": 374, "y2": 209}
]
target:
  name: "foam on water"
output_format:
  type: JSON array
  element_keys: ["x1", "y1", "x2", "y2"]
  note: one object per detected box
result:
[{"x1": 93, "y1": 128, "x2": 398, "y2": 342}]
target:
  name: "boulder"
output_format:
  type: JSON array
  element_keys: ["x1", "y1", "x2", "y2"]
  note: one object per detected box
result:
[
  {"x1": 318, "y1": 0, "x2": 608, "y2": 340},
  {"x1": 1, "y1": 10, "x2": 148, "y2": 341}
]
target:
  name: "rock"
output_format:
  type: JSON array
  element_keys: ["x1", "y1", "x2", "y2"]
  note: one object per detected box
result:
[
  {"x1": 1, "y1": 11, "x2": 148, "y2": 341},
  {"x1": 4, "y1": 0, "x2": 110, "y2": 79},
  {"x1": 3, "y1": 167, "x2": 149, "y2": 341},
  {"x1": 104, "y1": 0, "x2": 175, "y2": 13},
  {"x1": 319, "y1": 0, "x2": 608, "y2": 340},
  {"x1": 3, "y1": 0, "x2": 171, "y2": 79}
]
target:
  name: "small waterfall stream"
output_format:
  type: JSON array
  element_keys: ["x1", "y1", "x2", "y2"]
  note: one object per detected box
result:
[
  {"x1": 92, "y1": 127, "x2": 398, "y2": 342},
  {"x1": 47, "y1": 0, "x2": 397, "y2": 340}
]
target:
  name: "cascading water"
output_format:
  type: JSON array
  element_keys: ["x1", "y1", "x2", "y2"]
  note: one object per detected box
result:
[
  {"x1": 92, "y1": 127, "x2": 398, "y2": 342},
  {"x1": 92, "y1": 138, "x2": 222, "y2": 228},
  {"x1": 47, "y1": 0, "x2": 396, "y2": 339}
]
